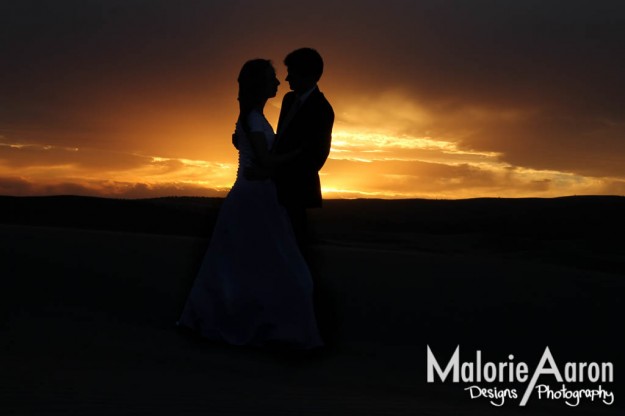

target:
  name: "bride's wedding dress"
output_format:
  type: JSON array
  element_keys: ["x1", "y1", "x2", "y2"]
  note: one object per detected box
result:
[{"x1": 178, "y1": 110, "x2": 322, "y2": 349}]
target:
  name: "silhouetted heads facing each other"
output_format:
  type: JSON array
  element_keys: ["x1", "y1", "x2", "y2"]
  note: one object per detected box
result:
[
  {"x1": 284, "y1": 48, "x2": 324, "y2": 94},
  {"x1": 237, "y1": 59, "x2": 280, "y2": 114}
]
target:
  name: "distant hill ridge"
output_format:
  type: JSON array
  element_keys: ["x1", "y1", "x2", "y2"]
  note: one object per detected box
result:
[{"x1": 0, "y1": 195, "x2": 623, "y2": 240}]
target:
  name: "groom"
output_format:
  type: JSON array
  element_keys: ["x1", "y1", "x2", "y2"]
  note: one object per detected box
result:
[
  {"x1": 273, "y1": 47, "x2": 334, "y2": 254},
  {"x1": 273, "y1": 48, "x2": 335, "y2": 346}
]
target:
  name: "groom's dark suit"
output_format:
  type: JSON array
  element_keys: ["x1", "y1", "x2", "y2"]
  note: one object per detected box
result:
[
  {"x1": 273, "y1": 87, "x2": 334, "y2": 210},
  {"x1": 273, "y1": 86, "x2": 335, "y2": 346}
]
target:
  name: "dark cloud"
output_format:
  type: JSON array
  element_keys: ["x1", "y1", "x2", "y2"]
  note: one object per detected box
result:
[
  {"x1": 454, "y1": 112, "x2": 625, "y2": 177},
  {"x1": 0, "y1": 175, "x2": 226, "y2": 199},
  {"x1": 0, "y1": 177, "x2": 36, "y2": 196},
  {"x1": 0, "y1": 176, "x2": 96, "y2": 197}
]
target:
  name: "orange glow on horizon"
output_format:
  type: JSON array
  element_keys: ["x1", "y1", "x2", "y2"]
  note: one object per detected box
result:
[{"x1": 1, "y1": 120, "x2": 621, "y2": 199}]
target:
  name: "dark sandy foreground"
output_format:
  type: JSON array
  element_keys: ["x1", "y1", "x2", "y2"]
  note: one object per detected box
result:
[{"x1": 1, "y1": 220, "x2": 623, "y2": 415}]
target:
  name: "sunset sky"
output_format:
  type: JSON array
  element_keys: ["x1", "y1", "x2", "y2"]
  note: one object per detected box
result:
[{"x1": 2, "y1": 0, "x2": 624, "y2": 199}]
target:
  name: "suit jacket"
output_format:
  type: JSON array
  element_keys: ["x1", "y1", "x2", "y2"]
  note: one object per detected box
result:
[{"x1": 273, "y1": 87, "x2": 334, "y2": 208}]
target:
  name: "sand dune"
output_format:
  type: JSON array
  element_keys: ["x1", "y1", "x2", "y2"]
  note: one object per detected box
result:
[{"x1": 1, "y1": 196, "x2": 624, "y2": 414}]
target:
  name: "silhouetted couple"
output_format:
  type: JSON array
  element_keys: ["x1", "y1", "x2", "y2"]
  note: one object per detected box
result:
[{"x1": 178, "y1": 48, "x2": 334, "y2": 350}]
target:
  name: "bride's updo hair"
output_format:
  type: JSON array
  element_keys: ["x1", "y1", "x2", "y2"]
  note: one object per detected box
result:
[{"x1": 238, "y1": 59, "x2": 274, "y2": 118}]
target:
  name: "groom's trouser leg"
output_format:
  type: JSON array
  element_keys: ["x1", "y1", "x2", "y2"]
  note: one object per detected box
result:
[
  {"x1": 285, "y1": 205, "x2": 336, "y2": 346},
  {"x1": 285, "y1": 205, "x2": 309, "y2": 259}
]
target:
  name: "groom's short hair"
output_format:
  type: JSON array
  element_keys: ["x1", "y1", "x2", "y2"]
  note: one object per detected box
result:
[{"x1": 284, "y1": 48, "x2": 324, "y2": 82}]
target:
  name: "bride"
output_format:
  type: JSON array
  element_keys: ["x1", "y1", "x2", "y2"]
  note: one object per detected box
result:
[{"x1": 177, "y1": 59, "x2": 323, "y2": 349}]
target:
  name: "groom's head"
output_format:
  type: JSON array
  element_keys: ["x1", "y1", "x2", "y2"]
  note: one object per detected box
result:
[{"x1": 284, "y1": 48, "x2": 323, "y2": 94}]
